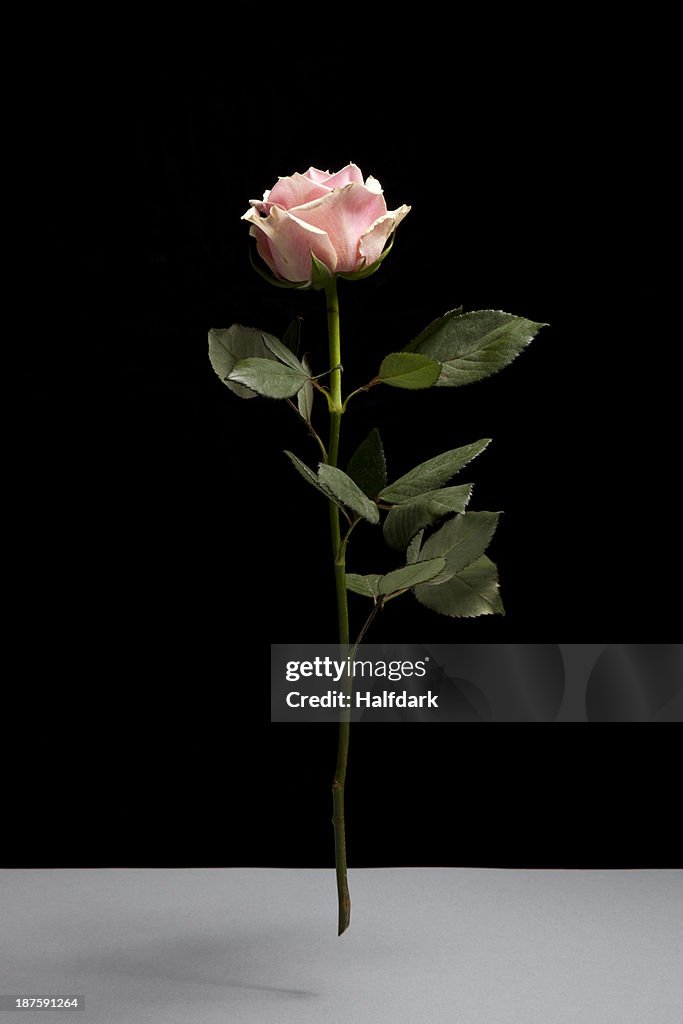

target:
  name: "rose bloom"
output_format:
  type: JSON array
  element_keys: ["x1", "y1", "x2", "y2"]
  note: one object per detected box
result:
[{"x1": 242, "y1": 164, "x2": 410, "y2": 284}]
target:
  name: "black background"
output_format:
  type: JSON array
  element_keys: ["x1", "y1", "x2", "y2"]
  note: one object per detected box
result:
[{"x1": 7, "y1": 50, "x2": 679, "y2": 869}]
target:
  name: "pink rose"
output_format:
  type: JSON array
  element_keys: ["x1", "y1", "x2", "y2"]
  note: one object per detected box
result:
[{"x1": 242, "y1": 164, "x2": 411, "y2": 285}]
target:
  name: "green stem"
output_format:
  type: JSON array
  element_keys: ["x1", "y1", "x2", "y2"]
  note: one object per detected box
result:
[
  {"x1": 331, "y1": 599, "x2": 383, "y2": 936},
  {"x1": 325, "y1": 277, "x2": 351, "y2": 936},
  {"x1": 342, "y1": 379, "x2": 379, "y2": 412},
  {"x1": 352, "y1": 598, "x2": 383, "y2": 653}
]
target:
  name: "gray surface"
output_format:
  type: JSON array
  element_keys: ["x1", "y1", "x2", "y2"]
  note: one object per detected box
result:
[{"x1": 1, "y1": 869, "x2": 682, "y2": 1023}]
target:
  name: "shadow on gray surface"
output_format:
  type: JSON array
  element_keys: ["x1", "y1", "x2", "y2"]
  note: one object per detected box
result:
[{"x1": 68, "y1": 930, "x2": 319, "y2": 1000}]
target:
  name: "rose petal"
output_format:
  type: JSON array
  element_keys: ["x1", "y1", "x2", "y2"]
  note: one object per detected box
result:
[
  {"x1": 359, "y1": 204, "x2": 411, "y2": 267},
  {"x1": 242, "y1": 205, "x2": 337, "y2": 282},
  {"x1": 266, "y1": 172, "x2": 331, "y2": 211},
  {"x1": 293, "y1": 183, "x2": 387, "y2": 273},
  {"x1": 304, "y1": 167, "x2": 332, "y2": 183},
  {"x1": 323, "y1": 163, "x2": 365, "y2": 188},
  {"x1": 248, "y1": 222, "x2": 278, "y2": 276}
]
